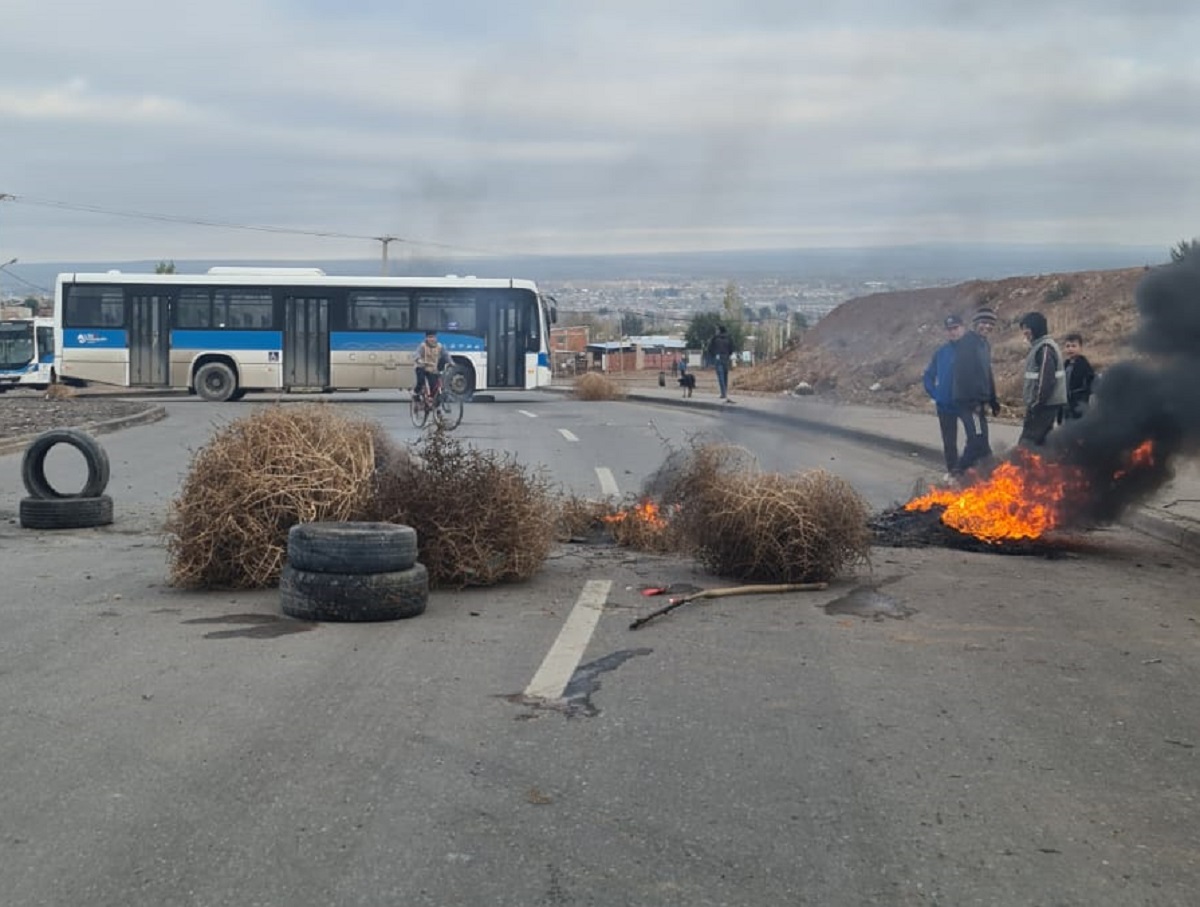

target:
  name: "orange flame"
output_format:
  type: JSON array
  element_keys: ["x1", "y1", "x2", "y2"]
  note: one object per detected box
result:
[
  {"x1": 905, "y1": 441, "x2": 1156, "y2": 543},
  {"x1": 604, "y1": 499, "x2": 668, "y2": 530}
]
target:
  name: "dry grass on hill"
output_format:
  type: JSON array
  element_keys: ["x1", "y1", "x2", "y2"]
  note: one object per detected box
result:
[{"x1": 736, "y1": 266, "x2": 1149, "y2": 412}]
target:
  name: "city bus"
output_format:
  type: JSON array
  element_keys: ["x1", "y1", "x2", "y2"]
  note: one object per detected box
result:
[
  {"x1": 54, "y1": 268, "x2": 556, "y2": 401},
  {"x1": 0, "y1": 316, "x2": 56, "y2": 390}
]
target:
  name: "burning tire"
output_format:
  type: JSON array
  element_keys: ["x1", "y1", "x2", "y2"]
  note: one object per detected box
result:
[
  {"x1": 19, "y1": 495, "x2": 114, "y2": 530},
  {"x1": 21, "y1": 429, "x2": 111, "y2": 499},
  {"x1": 287, "y1": 522, "x2": 418, "y2": 574},
  {"x1": 279, "y1": 563, "x2": 428, "y2": 622}
]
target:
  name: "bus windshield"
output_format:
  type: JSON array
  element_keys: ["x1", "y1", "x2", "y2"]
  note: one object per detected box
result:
[{"x1": 0, "y1": 320, "x2": 35, "y2": 370}]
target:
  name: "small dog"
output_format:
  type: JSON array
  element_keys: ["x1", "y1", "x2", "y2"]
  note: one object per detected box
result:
[{"x1": 678, "y1": 372, "x2": 696, "y2": 398}]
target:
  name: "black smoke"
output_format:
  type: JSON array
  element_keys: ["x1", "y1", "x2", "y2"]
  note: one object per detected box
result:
[{"x1": 1049, "y1": 256, "x2": 1200, "y2": 524}]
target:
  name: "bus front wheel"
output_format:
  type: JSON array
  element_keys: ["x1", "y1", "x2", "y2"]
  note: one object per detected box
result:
[{"x1": 195, "y1": 362, "x2": 238, "y2": 402}]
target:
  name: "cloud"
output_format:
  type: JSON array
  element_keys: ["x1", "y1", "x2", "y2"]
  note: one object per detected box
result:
[{"x1": 1, "y1": 0, "x2": 1198, "y2": 261}]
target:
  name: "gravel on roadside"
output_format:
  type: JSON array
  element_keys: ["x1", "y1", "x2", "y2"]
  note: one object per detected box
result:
[{"x1": 0, "y1": 391, "x2": 161, "y2": 443}]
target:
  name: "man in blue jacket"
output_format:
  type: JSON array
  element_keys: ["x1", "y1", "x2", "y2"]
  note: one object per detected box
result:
[{"x1": 924, "y1": 314, "x2": 965, "y2": 478}]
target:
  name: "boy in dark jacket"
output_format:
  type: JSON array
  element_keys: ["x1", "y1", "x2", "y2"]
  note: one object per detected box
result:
[
  {"x1": 952, "y1": 307, "x2": 1001, "y2": 473},
  {"x1": 923, "y1": 315, "x2": 965, "y2": 476},
  {"x1": 1059, "y1": 331, "x2": 1096, "y2": 421}
]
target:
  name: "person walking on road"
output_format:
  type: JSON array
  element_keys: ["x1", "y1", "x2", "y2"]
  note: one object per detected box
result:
[
  {"x1": 952, "y1": 307, "x2": 1001, "y2": 474},
  {"x1": 924, "y1": 314, "x2": 966, "y2": 479},
  {"x1": 1018, "y1": 311, "x2": 1067, "y2": 446},
  {"x1": 707, "y1": 325, "x2": 735, "y2": 400}
]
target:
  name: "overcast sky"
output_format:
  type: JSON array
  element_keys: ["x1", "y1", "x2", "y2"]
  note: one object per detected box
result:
[{"x1": 1, "y1": 0, "x2": 1197, "y2": 265}]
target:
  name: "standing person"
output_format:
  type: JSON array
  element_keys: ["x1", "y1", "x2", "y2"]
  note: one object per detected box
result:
[
  {"x1": 1059, "y1": 331, "x2": 1096, "y2": 422},
  {"x1": 1017, "y1": 311, "x2": 1067, "y2": 446},
  {"x1": 923, "y1": 315, "x2": 965, "y2": 479},
  {"x1": 952, "y1": 307, "x2": 1001, "y2": 474},
  {"x1": 707, "y1": 325, "x2": 735, "y2": 400},
  {"x1": 413, "y1": 329, "x2": 450, "y2": 401}
]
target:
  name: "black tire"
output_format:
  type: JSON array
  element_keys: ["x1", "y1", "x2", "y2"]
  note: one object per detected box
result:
[
  {"x1": 21, "y1": 428, "x2": 111, "y2": 499},
  {"x1": 433, "y1": 390, "x2": 463, "y2": 430},
  {"x1": 19, "y1": 495, "x2": 114, "y2": 530},
  {"x1": 287, "y1": 521, "x2": 418, "y2": 574},
  {"x1": 410, "y1": 391, "x2": 429, "y2": 428},
  {"x1": 445, "y1": 361, "x2": 476, "y2": 400},
  {"x1": 194, "y1": 361, "x2": 238, "y2": 402},
  {"x1": 279, "y1": 563, "x2": 428, "y2": 622}
]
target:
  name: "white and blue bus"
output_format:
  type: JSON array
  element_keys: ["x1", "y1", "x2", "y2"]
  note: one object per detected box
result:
[
  {"x1": 0, "y1": 316, "x2": 56, "y2": 390},
  {"x1": 54, "y1": 268, "x2": 557, "y2": 401}
]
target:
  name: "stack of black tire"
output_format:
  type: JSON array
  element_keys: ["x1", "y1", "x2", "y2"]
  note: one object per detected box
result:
[
  {"x1": 19, "y1": 429, "x2": 114, "y2": 530},
  {"x1": 280, "y1": 522, "x2": 429, "y2": 622}
]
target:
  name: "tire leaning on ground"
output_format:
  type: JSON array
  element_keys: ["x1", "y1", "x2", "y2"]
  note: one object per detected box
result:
[
  {"x1": 279, "y1": 563, "x2": 429, "y2": 622},
  {"x1": 287, "y1": 522, "x2": 419, "y2": 574},
  {"x1": 21, "y1": 428, "x2": 111, "y2": 499},
  {"x1": 19, "y1": 495, "x2": 114, "y2": 530}
]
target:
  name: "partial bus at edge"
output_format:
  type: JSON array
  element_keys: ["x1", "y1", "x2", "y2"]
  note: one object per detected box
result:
[
  {"x1": 54, "y1": 269, "x2": 557, "y2": 401},
  {"x1": 0, "y1": 316, "x2": 56, "y2": 390}
]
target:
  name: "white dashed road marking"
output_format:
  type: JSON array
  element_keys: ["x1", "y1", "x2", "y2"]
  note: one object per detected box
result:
[
  {"x1": 595, "y1": 467, "x2": 619, "y2": 497},
  {"x1": 518, "y1": 410, "x2": 538, "y2": 419},
  {"x1": 558, "y1": 428, "x2": 579, "y2": 442},
  {"x1": 525, "y1": 580, "x2": 612, "y2": 701}
]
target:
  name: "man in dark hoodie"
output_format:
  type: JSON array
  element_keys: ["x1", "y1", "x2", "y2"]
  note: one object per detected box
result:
[
  {"x1": 952, "y1": 307, "x2": 1001, "y2": 474},
  {"x1": 1017, "y1": 311, "x2": 1067, "y2": 446}
]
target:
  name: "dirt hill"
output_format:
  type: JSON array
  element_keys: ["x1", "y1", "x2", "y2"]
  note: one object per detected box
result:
[{"x1": 737, "y1": 266, "x2": 1149, "y2": 416}]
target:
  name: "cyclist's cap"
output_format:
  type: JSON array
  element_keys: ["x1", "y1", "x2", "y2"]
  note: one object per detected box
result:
[
  {"x1": 425, "y1": 329, "x2": 437, "y2": 336},
  {"x1": 943, "y1": 314, "x2": 963, "y2": 329}
]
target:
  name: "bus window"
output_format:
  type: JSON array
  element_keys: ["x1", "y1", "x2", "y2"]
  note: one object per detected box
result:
[
  {"x1": 417, "y1": 293, "x2": 476, "y2": 332},
  {"x1": 64, "y1": 286, "x2": 125, "y2": 328},
  {"x1": 349, "y1": 292, "x2": 411, "y2": 331},
  {"x1": 177, "y1": 288, "x2": 213, "y2": 327},
  {"x1": 218, "y1": 290, "x2": 274, "y2": 329}
]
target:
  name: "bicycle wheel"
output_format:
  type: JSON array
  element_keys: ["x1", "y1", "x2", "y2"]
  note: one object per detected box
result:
[
  {"x1": 433, "y1": 390, "x2": 463, "y2": 430},
  {"x1": 409, "y1": 391, "x2": 429, "y2": 428}
]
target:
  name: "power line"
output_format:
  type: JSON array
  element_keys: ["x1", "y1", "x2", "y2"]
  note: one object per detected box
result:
[
  {"x1": 2, "y1": 192, "x2": 493, "y2": 256},
  {"x1": 0, "y1": 262, "x2": 49, "y2": 294}
]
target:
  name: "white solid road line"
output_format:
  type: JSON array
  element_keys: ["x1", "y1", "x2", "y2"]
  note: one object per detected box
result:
[
  {"x1": 595, "y1": 466, "x2": 619, "y2": 496},
  {"x1": 518, "y1": 410, "x2": 538, "y2": 418},
  {"x1": 524, "y1": 579, "x2": 612, "y2": 701},
  {"x1": 558, "y1": 428, "x2": 580, "y2": 442}
]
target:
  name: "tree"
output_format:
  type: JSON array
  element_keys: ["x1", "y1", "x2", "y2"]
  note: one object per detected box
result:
[
  {"x1": 791, "y1": 311, "x2": 809, "y2": 333},
  {"x1": 22, "y1": 297, "x2": 38, "y2": 313},
  {"x1": 685, "y1": 312, "x2": 746, "y2": 356},
  {"x1": 620, "y1": 312, "x2": 645, "y2": 337},
  {"x1": 722, "y1": 281, "x2": 744, "y2": 322},
  {"x1": 1170, "y1": 238, "x2": 1200, "y2": 263},
  {"x1": 155, "y1": 260, "x2": 176, "y2": 274}
]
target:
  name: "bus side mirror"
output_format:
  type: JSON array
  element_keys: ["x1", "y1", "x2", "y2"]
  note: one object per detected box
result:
[{"x1": 550, "y1": 306, "x2": 558, "y2": 325}]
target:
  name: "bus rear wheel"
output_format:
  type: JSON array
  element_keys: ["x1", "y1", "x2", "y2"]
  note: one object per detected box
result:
[
  {"x1": 195, "y1": 362, "x2": 238, "y2": 402},
  {"x1": 446, "y1": 361, "x2": 475, "y2": 399}
]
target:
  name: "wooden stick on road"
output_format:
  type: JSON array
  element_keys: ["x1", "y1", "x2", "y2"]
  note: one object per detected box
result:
[{"x1": 628, "y1": 582, "x2": 829, "y2": 630}]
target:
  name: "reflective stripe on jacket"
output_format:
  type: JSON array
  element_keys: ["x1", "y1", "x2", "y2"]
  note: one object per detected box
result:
[{"x1": 1023, "y1": 337, "x2": 1067, "y2": 407}]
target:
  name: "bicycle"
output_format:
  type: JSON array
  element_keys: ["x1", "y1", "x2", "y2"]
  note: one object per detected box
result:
[{"x1": 409, "y1": 371, "x2": 463, "y2": 430}]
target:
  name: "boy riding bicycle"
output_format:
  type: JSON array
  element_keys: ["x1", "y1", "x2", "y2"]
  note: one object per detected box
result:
[{"x1": 414, "y1": 330, "x2": 451, "y2": 402}]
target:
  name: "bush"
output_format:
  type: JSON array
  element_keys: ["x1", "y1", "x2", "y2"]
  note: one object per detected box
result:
[
  {"x1": 367, "y1": 429, "x2": 558, "y2": 588},
  {"x1": 166, "y1": 404, "x2": 378, "y2": 589},
  {"x1": 646, "y1": 443, "x2": 871, "y2": 582},
  {"x1": 573, "y1": 372, "x2": 625, "y2": 401},
  {"x1": 1043, "y1": 279, "x2": 1072, "y2": 303}
]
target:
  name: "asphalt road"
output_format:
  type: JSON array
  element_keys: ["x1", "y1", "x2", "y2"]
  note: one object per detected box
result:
[{"x1": 1, "y1": 391, "x2": 1198, "y2": 906}]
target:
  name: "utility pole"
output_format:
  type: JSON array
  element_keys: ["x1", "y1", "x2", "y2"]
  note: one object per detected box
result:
[{"x1": 376, "y1": 235, "x2": 398, "y2": 276}]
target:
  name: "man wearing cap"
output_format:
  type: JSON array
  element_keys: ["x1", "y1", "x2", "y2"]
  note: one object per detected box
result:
[
  {"x1": 923, "y1": 314, "x2": 965, "y2": 478},
  {"x1": 952, "y1": 307, "x2": 1001, "y2": 474}
]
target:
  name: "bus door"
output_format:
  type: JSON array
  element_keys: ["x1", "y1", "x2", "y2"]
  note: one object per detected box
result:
[
  {"x1": 128, "y1": 292, "x2": 170, "y2": 386},
  {"x1": 486, "y1": 293, "x2": 536, "y2": 389},
  {"x1": 283, "y1": 294, "x2": 330, "y2": 389}
]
